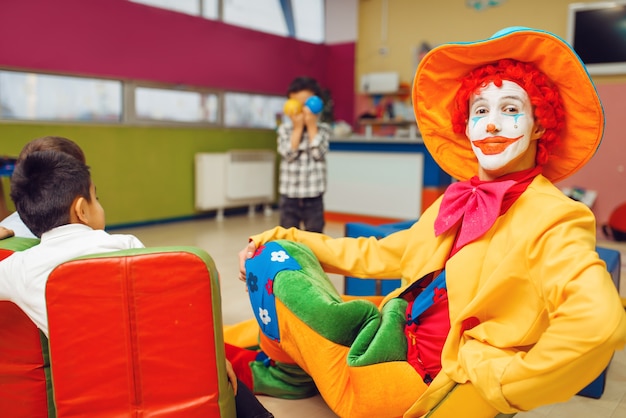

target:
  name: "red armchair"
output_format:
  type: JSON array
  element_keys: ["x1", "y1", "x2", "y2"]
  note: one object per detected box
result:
[{"x1": 0, "y1": 240, "x2": 236, "y2": 418}]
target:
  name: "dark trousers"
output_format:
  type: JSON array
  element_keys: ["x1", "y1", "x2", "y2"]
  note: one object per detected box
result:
[
  {"x1": 236, "y1": 378, "x2": 274, "y2": 418},
  {"x1": 279, "y1": 195, "x2": 325, "y2": 233}
]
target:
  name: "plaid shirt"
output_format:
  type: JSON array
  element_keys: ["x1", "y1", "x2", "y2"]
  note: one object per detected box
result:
[{"x1": 277, "y1": 122, "x2": 331, "y2": 198}]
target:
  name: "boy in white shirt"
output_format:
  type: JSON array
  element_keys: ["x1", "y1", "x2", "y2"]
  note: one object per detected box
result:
[
  {"x1": 0, "y1": 149, "x2": 144, "y2": 336},
  {"x1": 0, "y1": 144, "x2": 275, "y2": 417}
]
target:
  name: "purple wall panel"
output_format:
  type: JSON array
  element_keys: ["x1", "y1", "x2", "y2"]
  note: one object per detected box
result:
[
  {"x1": 0, "y1": 0, "x2": 354, "y2": 107},
  {"x1": 325, "y1": 42, "x2": 356, "y2": 126}
]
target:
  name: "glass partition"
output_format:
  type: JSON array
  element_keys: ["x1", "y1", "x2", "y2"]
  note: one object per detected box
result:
[
  {"x1": 224, "y1": 92, "x2": 284, "y2": 128},
  {"x1": 0, "y1": 70, "x2": 122, "y2": 122},
  {"x1": 134, "y1": 86, "x2": 219, "y2": 123}
]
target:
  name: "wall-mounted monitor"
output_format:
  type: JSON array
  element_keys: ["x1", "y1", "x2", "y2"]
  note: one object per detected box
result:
[{"x1": 567, "y1": 1, "x2": 626, "y2": 75}]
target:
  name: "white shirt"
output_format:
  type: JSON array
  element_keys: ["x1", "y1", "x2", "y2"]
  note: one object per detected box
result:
[
  {"x1": 0, "y1": 211, "x2": 37, "y2": 239},
  {"x1": 0, "y1": 223, "x2": 145, "y2": 336}
]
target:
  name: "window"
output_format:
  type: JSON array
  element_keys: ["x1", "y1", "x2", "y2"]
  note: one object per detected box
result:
[
  {"x1": 223, "y1": 0, "x2": 324, "y2": 43},
  {"x1": 223, "y1": 0, "x2": 288, "y2": 37},
  {"x1": 129, "y1": 0, "x2": 200, "y2": 16},
  {"x1": 292, "y1": 0, "x2": 324, "y2": 43},
  {"x1": 202, "y1": 0, "x2": 219, "y2": 19},
  {"x1": 0, "y1": 70, "x2": 122, "y2": 122},
  {"x1": 0, "y1": 69, "x2": 289, "y2": 130},
  {"x1": 224, "y1": 92, "x2": 284, "y2": 128},
  {"x1": 134, "y1": 86, "x2": 219, "y2": 124},
  {"x1": 130, "y1": 0, "x2": 324, "y2": 43}
]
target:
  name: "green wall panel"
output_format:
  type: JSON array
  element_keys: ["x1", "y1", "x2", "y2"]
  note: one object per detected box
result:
[{"x1": 1, "y1": 123, "x2": 276, "y2": 226}]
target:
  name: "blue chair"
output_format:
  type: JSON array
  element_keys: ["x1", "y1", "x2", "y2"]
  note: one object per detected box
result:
[
  {"x1": 577, "y1": 246, "x2": 621, "y2": 399},
  {"x1": 343, "y1": 219, "x2": 416, "y2": 296}
]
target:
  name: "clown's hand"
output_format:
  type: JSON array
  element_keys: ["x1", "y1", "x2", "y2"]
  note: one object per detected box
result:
[{"x1": 238, "y1": 241, "x2": 257, "y2": 282}]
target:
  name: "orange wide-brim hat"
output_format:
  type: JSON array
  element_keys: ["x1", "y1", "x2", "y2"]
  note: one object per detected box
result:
[{"x1": 413, "y1": 26, "x2": 604, "y2": 182}]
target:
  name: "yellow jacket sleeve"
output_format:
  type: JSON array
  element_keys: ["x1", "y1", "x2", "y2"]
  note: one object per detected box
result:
[{"x1": 252, "y1": 225, "x2": 415, "y2": 279}]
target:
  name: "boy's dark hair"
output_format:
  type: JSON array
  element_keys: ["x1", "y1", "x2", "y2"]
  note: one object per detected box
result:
[
  {"x1": 286, "y1": 76, "x2": 322, "y2": 97},
  {"x1": 17, "y1": 136, "x2": 86, "y2": 165},
  {"x1": 10, "y1": 150, "x2": 92, "y2": 238}
]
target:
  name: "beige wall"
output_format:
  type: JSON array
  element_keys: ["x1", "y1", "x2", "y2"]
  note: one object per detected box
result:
[{"x1": 356, "y1": 0, "x2": 625, "y2": 86}]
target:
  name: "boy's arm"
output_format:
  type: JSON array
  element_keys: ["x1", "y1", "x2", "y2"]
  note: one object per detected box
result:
[
  {"x1": 0, "y1": 226, "x2": 14, "y2": 240},
  {"x1": 130, "y1": 235, "x2": 145, "y2": 248},
  {"x1": 277, "y1": 124, "x2": 301, "y2": 162},
  {"x1": 304, "y1": 108, "x2": 318, "y2": 139},
  {"x1": 307, "y1": 122, "x2": 331, "y2": 161},
  {"x1": 225, "y1": 359, "x2": 238, "y2": 394}
]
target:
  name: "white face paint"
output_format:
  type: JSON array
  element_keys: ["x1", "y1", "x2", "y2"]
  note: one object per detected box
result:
[{"x1": 466, "y1": 80, "x2": 542, "y2": 178}]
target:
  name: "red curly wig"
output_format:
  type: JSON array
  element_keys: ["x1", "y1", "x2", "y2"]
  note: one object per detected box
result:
[{"x1": 451, "y1": 59, "x2": 565, "y2": 166}]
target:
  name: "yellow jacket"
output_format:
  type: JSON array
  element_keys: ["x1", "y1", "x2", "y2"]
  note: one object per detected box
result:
[{"x1": 252, "y1": 175, "x2": 626, "y2": 415}]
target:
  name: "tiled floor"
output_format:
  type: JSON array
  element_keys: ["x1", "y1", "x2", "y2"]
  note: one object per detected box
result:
[{"x1": 113, "y1": 211, "x2": 626, "y2": 418}]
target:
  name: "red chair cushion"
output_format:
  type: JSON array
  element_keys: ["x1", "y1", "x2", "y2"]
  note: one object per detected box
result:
[
  {"x1": 608, "y1": 202, "x2": 626, "y2": 232},
  {"x1": 46, "y1": 248, "x2": 235, "y2": 418},
  {"x1": 0, "y1": 241, "x2": 49, "y2": 418}
]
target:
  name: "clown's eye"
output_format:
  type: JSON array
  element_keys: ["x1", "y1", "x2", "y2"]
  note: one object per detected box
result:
[{"x1": 472, "y1": 106, "x2": 488, "y2": 115}]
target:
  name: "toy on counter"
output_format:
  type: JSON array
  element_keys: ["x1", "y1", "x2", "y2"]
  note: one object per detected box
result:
[{"x1": 282, "y1": 96, "x2": 324, "y2": 117}]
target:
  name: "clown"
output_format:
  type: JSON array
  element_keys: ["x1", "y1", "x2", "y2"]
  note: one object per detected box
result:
[{"x1": 230, "y1": 27, "x2": 626, "y2": 418}]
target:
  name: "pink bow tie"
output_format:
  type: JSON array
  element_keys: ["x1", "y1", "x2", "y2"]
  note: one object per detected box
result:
[{"x1": 434, "y1": 178, "x2": 517, "y2": 248}]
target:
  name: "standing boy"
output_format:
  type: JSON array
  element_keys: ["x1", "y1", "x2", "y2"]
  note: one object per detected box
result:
[{"x1": 277, "y1": 76, "x2": 331, "y2": 233}]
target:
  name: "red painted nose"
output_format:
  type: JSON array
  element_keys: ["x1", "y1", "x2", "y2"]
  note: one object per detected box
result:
[{"x1": 486, "y1": 123, "x2": 498, "y2": 133}]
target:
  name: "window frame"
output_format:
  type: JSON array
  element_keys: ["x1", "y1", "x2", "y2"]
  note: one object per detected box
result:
[
  {"x1": 0, "y1": 67, "x2": 290, "y2": 130},
  {"x1": 0, "y1": 68, "x2": 124, "y2": 125},
  {"x1": 126, "y1": 81, "x2": 223, "y2": 127}
]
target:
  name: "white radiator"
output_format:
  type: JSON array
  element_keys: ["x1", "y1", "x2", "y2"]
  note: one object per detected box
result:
[{"x1": 195, "y1": 151, "x2": 276, "y2": 219}]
